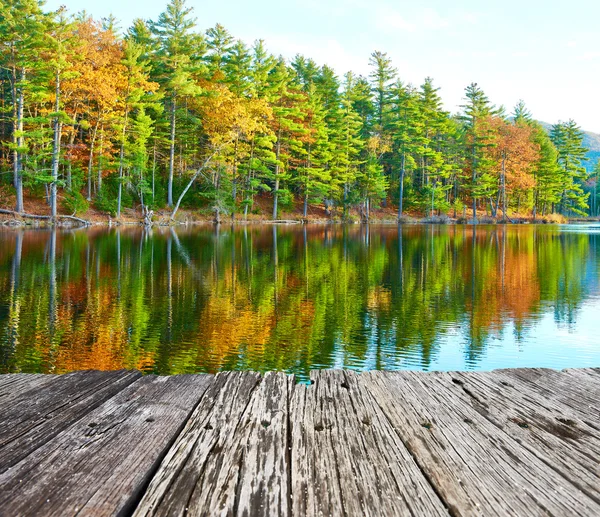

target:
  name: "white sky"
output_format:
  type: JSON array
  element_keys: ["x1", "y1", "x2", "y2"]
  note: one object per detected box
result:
[{"x1": 46, "y1": 0, "x2": 600, "y2": 132}]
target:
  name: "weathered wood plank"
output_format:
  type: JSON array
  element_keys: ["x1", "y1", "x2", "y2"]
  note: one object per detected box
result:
[
  {"x1": 494, "y1": 368, "x2": 600, "y2": 422},
  {"x1": 133, "y1": 371, "x2": 263, "y2": 516},
  {"x1": 0, "y1": 369, "x2": 141, "y2": 473},
  {"x1": 0, "y1": 374, "x2": 213, "y2": 516},
  {"x1": 440, "y1": 370, "x2": 600, "y2": 504},
  {"x1": 361, "y1": 370, "x2": 600, "y2": 516},
  {"x1": 289, "y1": 380, "x2": 344, "y2": 516},
  {"x1": 0, "y1": 373, "x2": 57, "y2": 406},
  {"x1": 290, "y1": 370, "x2": 448, "y2": 517},
  {"x1": 235, "y1": 371, "x2": 291, "y2": 517},
  {"x1": 1, "y1": 368, "x2": 599, "y2": 517}
]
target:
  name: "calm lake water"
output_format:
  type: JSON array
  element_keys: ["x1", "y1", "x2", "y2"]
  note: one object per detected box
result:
[{"x1": 1, "y1": 224, "x2": 599, "y2": 381}]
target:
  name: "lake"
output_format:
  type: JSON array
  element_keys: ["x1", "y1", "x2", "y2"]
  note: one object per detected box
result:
[{"x1": 1, "y1": 224, "x2": 599, "y2": 381}]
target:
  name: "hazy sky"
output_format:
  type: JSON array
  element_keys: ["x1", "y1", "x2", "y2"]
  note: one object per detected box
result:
[{"x1": 45, "y1": 0, "x2": 600, "y2": 132}]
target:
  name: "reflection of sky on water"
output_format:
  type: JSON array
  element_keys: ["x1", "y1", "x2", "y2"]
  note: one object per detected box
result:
[{"x1": 330, "y1": 297, "x2": 600, "y2": 375}]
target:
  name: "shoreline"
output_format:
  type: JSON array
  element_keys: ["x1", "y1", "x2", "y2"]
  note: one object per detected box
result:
[{"x1": 1, "y1": 211, "x2": 591, "y2": 228}]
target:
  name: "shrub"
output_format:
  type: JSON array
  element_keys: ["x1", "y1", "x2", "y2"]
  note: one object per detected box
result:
[
  {"x1": 63, "y1": 190, "x2": 89, "y2": 215},
  {"x1": 94, "y1": 190, "x2": 118, "y2": 217}
]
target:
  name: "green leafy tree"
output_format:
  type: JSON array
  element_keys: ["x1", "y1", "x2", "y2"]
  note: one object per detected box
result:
[
  {"x1": 296, "y1": 84, "x2": 331, "y2": 217},
  {"x1": 387, "y1": 81, "x2": 419, "y2": 217},
  {"x1": 328, "y1": 74, "x2": 363, "y2": 218}
]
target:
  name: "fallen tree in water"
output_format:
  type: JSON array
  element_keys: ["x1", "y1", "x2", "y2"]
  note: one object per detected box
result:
[{"x1": 0, "y1": 209, "x2": 91, "y2": 227}]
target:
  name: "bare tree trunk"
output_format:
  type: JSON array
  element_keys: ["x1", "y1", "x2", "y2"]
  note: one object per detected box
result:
[
  {"x1": 167, "y1": 95, "x2": 176, "y2": 208},
  {"x1": 13, "y1": 68, "x2": 25, "y2": 213},
  {"x1": 50, "y1": 69, "x2": 62, "y2": 221},
  {"x1": 471, "y1": 115, "x2": 477, "y2": 223},
  {"x1": 87, "y1": 121, "x2": 99, "y2": 201},
  {"x1": 97, "y1": 125, "x2": 104, "y2": 194},
  {"x1": 231, "y1": 138, "x2": 238, "y2": 221},
  {"x1": 66, "y1": 118, "x2": 77, "y2": 191},
  {"x1": 397, "y1": 152, "x2": 405, "y2": 220},
  {"x1": 501, "y1": 154, "x2": 507, "y2": 222},
  {"x1": 170, "y1": 150, "x2": 218, "y2": 221},
  {"x1": 152, "y1": 140, "x2": 156, "y2": 204},
  {"x1": 116, "y1": 109, "x2": 129, "y2": 219},
  {"x1": 272, "y1": 133, "x2": 281, "y2": 220}
]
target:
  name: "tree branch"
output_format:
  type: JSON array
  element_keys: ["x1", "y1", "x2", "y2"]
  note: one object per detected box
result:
[
  {"x1": 170, "y1": 149, "x2": 221, "y2": 221},
  {"x1": 0, "y1": 209, "x2": 91, "y2": 226}
]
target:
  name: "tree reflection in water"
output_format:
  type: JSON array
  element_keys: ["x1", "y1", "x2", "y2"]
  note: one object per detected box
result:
[{"x1": 0, "y1": 224, "x2": 598, "y2": 381}]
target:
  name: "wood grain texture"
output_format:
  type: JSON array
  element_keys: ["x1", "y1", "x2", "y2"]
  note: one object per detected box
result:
[
  {"x1": 0, "y1": 373, "x2": 57, "y2": 406},
  {"x1": 290, "y1": 370, "x2": 449, "y2": 517},
  {"x1": 360, "y1": 370, "x2": 600, "y2": 516},
  {"x1": 448, "y1": 370, "x2": 600, "y2": 504},
  {"x1": 497, "y1": 368, "x2": 600, "y2": 421},
  {"x1": 0, "y1": 374, "x2": 213, "y2": 516},
  {"x1": 133, "y1": 371, "x2": 263, "y2": 516},
  {"x1": 1, "y1": 367, "x2": 599, "y2": 517},
  {"x1": 0, "y1": 369, "x2": 141, "y2": 473}
]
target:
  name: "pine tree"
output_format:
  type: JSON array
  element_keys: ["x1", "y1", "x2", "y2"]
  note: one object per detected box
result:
[
  {"x1": 460, "y1": 82, "x2": 497, "y2": 222},
  {"x1": 297, "y1": 83, "x2": 331, "y2": 217},
  {"x1": 223, "y1": 39, "x2": 252, "y2": 96},
  {"x1": 513, "y1": 99, "x2": 533, "y2": 124},
  {"x1": 368, "y1": 51, "x2": 396, "y2": 197},
  {"x1": 590, "y1": 160, "x2": 600, "y2": 217},
  {"x1": 46, "y1": 8, "x2": 77, "y2": 220},
  {"x1": 415, "y1": 77, "x2": 452, "y2": 214},
  {"x1": 550, "y1": 120, "x2": 589, "y2": 215},
  {"x1": 0, "y1": 0, "x2": 47, "y2": 212},
  {"x1": 368, "y1": 51, "x2": 396, "y2": 132},
  {"x1": 150, "y1": 0, "x2": 202, "y2": 207},
  {"x1": 265, "y1": 58, "x2": 306, "y2": 219},
  {"x1": 387, "y1": 81, "x2": 419, "y2": 217},
  {"x1": 115, "y1": 40, "x2": 160, "y2": 218},
  {"x1": 328, "y1": 73, "x2": 363, "y2": 218},
  {"x1": 205, "y1": 24, "x2": 234, "y2": 78}
]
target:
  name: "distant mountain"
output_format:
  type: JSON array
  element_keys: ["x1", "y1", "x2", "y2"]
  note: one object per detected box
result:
[{"x1": 538, "y1": 121, "x2": 600, "y2": 171}]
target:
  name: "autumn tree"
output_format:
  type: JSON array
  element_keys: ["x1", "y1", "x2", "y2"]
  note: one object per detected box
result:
[{"x1": 488, "y1": 117, "x2": 539, "y2": 219}]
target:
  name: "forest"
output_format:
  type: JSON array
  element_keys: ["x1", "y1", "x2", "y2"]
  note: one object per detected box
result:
[{"x1": 1, "y1": 0, "x2": 599, "y2": 224}]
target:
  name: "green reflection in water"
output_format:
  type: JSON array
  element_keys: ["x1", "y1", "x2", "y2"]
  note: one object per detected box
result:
[{"x1": 0, "y1": 224, "x2": 599, "y2": 381}]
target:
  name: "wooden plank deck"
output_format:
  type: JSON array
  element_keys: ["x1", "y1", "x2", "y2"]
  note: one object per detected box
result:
[{"x1": 0, "y1": 368, "x2": 599, "y2": 516}]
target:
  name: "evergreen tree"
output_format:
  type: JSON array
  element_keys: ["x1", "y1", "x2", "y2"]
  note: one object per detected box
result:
[
  {"x1": 387, "y1": 81, "x2": 419, "y2": 217},
  {"x1": 150, "y1": 0, "x2": 202, "y2": 207},
  {"x1": 223, "y1": 39, "x2": 252, "y2": 96},
  {"x1": 205, "y1": 23, "x2": 234, "y2": 77},
  {"x1": 460, "y1": 82, "x2": 497, "y2": 222},
  {"x1": 550, "y1": 120, "x2": 589, "y2": 215},
  {"x1": 329, "y1": 74, "x2": 363, "y2": 218},
  {"x1": 297, "y1": 83, "x2": 331, "y2": 217},
  {"x1": 265, "y1": 58, "x2": 306, "y2": 219},
  {"x1": 116, "y1": 40, "x2": 160, "y2": 218},
  {"x1": 0, "y1": 0, "x2": 47, "y2": 212},
  {"x1": 46, "y1": 8, "x2": 77, "y2": 219},
  {"x1": 368, "y1": 51, "x2": 396, "y2": 132}
]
